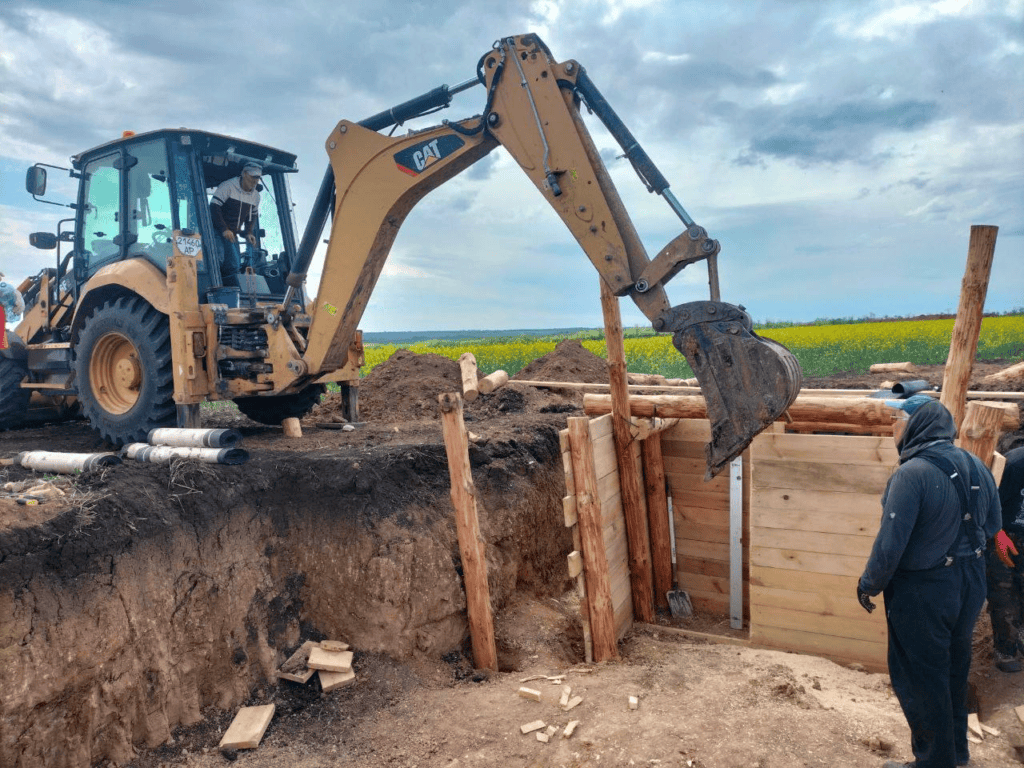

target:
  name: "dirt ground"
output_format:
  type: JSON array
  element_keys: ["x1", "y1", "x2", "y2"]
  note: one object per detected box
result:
[{"x1": 1, "y1": 339, "x2": 1023, "y2": 768}]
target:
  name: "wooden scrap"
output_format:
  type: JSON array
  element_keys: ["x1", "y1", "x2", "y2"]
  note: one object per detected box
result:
[
  {"x1": 520, "y1": 720, "x2": 546, "y2": 734},
  {"x1": 319, "y1": 668, "x2": 356, "y2": 692},
  {"x1": 967, "y1": 712, "x2": 983, "y2": 739},
  {"x1": 628, "y1": 695, "x2": 639, "y2": 711},
  {"x1": 563, "y1": 695, "x2": 583, "y2": 712},
  {"x1": 320, "y1": 640, "x2": 349, "y2": 652},
  {"x1": 967, "y1": 734, "x2": 982, "y2": 745},
  {"x1": 567, "y1": 551, "x2": 583, "y2": 579},
  {"x1": 219, "y1": 704, "x2": 275, "y2": 750},
  {"x1": 519, "y1": 675, "x2": 547, "y2": 683},
  {"x1": 1015, "y1": 704, "x2": 1024, "y2": 726},
  {"x1": 559, "y1": 685, "x2": 571, "y2": 708},
  {"x1": 563, "y1": 720, "x2": 579, "y2": 739},
  {"x1": 277, "y1": 640, "x2": 317, "y2": 683},
  {"x1": 307, "y1": 647, "x2": 353, "y2": 673},
  {"x1": 869, "y1": 362, "x2": 917, "y2": 373},
  {"x1": 518, "y1": 687, "x2": 542, "y2": 702},
  {"x1": 536, "y1": 731, "x2": 550, "y2": 743},
  {"x1": 980, "y1": 723, "x2": 1000, "y2": 737},
  {"x1": 545, "y1": 725, "x2": 558, "y2": 738}
]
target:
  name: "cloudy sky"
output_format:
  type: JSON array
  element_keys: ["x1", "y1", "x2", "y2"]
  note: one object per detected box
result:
[{"x1": 1, "y1": 0, "x2": 1021, "y2": 332}]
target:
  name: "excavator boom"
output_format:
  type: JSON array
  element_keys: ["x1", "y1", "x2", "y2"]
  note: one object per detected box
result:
[{"x1": 297, "y1": 34, "x2": 801, "y2": 477}]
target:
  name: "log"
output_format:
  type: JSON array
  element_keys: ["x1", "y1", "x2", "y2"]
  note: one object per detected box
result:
[
  {"x1": 584, "y1": 394, "x2": 1019, "y2": 431},
  {"x1": 941, "y1": 225, "x2": 999, "y2": 429},
  {"x1": 459, "y1": 352, "x2": 479, "y2": 403},
  {"x1": 627, "y1": 373, "x2": 668, "y2": 386},
  {"x1": 438, "y1": 392, "x2": 497, "y2": 672},
  {"x1": 601, "y1": 280, "x2": 653, "y2": 624},
  {"x1": 982, "y1": 361, "x2": 1024, "y2": 386},
  {"x1": 567, "y1": 416, "x2": 618, "y2": 662},
  {"x1": 282, "y1": 417, "x2": 302, "y2": 438},
  {"x1": 955, "y1": 400, "x2": 1005, "y2": 468},
  {"x1": 869, "y1": 362, "x2": 917, "y2": 374},
  {"x1": 641, "y1": 436, "x2": 672, "y2": 612},
  {"x1": 477, "y1": 369, "x2": 509, "y2": 395}
]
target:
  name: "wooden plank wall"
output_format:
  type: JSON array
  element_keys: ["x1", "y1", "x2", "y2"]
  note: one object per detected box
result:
[
  {"x1": 660, "y1": 420, "x2": 750, "y2": 619},
  {"x1": 560, "y1": 414, "x2": 635, "y2": 644},
  {"x1": 748, "y1": 432, "x2": 896, "y2": 670}
]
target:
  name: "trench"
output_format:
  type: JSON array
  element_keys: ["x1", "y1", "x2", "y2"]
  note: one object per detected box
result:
[{"x1": 0, "y1": 427, "x2": 572, "y2": 768}]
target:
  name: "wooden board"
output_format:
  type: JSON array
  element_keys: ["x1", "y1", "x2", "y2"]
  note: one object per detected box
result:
[
  {"x1": 219, "y1": 704, "x2": 276, "y2": 750},
  {"x1": 307, "y1": 647, "x2": 353, "y2": 673},
  {"x1": 750, "y1": 624, "x2": 886, "y2": 671},
  {"x1": 752, "y1": 458, "x2": 894, "y2": 494},
  {"x1": 319, "y1": 669, "x2": 356, "y2": 692}
]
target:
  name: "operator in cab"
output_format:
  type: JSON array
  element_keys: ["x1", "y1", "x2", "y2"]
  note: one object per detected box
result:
[{"x1": 210, "y1": 163, "x2": 262, "y2": 288}]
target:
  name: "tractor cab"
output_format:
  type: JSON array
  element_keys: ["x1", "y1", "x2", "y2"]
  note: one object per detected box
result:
[{"x1": 28, "y1": 128, "x2": 304, "y2": 313}]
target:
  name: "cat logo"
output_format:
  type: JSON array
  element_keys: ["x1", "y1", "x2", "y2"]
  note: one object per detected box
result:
[{"x1": 394, "y1": 135, "x2": 466, "y2": 176}]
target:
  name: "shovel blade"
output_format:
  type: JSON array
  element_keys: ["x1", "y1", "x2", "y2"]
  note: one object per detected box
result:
[{"x1": 667, "y1": 589, "x2": 693, "y2": 619}]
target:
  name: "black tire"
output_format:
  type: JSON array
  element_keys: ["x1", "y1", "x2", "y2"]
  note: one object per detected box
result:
[
  {"x1": 75, "y1": 296, "x2": 176, "y2": 446},
  {"x1": 233, "y1": 384, "x2": 325, "y2": 425},
  {"x1": 0, "y1": 356, "x2": 32, "y2": 429}
]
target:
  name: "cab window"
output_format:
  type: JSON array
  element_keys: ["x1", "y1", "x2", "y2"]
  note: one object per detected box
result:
[{"x1": 80, "y1": 153, "x2": 121, "y2": 279}]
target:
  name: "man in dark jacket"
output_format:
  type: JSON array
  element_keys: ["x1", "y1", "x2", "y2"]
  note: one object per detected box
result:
[
  {"x1": 987, "y1": 446, "x2": 1024, "y2": 672},
  {"x1": 858, "y1": 400, "x2": 1001, "y2": 768}
]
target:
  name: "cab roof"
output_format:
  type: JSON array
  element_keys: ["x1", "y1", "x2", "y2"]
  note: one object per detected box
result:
[{"x1": 71, "y1": 128, "x2": 299, "y2": 177}]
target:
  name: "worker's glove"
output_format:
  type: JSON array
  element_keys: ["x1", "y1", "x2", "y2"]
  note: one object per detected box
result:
[
  {"x1": 856, "y1": 584, "x2": 876, "y2": 614},
  {"x1": 995, "y1": 529, "x2": 1020, "y2": 569}
]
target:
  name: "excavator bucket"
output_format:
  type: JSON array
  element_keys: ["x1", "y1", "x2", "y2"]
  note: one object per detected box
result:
[{"x1": 662, "y1": 301, "x2": 802, "y2": 479}]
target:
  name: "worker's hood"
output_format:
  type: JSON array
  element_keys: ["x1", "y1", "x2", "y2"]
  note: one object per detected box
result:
[{"x1": 895, "y1": 399, "x2": 958, "y2": 463}]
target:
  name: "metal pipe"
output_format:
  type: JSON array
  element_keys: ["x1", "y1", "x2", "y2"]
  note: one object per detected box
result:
[
  {"x1": 147, "y1": 427, "x2": 243, "y2": 449},
  {"x1": 17, "y1": 451, "x2": 121, "y2": 473},
  {"x1": 122, "y1": 444, "x2": 249, "y2": 465}
]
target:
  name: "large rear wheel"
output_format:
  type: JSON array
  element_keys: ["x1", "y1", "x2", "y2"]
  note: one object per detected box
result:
[
  {"x1": 0, "y1": 356, "x2": 32, "y2": 429},
  {"x1": 233, "y1": 384, "x2": 325, "y2": 425},
  {"x1": 75, "y1": 296, "x2": 176, "y2": 445}
]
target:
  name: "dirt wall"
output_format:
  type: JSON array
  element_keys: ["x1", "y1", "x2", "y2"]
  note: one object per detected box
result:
[{"x1": 0, "y1": 429, "x2": 571, "y2": 768}]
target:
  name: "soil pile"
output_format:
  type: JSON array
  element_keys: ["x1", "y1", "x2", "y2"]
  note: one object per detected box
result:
[{"x1": 512, "y1": 339, "x2": 609, "y2": 384}]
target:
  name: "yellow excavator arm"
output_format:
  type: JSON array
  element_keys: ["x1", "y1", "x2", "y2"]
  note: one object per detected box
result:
[{"x1": 293, "y1": 33, "x2": 801, "y2": 477}]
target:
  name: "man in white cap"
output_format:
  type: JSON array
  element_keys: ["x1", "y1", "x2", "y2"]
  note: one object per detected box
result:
[{"x1": 210, "y1": 164, "x2": 262, "y2": 288}]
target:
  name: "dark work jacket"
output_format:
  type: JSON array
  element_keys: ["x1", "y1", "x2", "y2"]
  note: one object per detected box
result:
[
  {"x1": 999, "y1": 447, "x2": 1024, "y2": 534},
  {"x1": 858, "y1": 401, "x2": 1001, "y2": 596}
]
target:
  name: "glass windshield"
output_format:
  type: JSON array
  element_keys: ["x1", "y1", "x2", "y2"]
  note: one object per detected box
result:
[
  {"x1": 80, "y1": 153, "x2": 121, "y2": 279},
  {"x1": 125, "y1": 139, "x2": 175, "y2": 269}
]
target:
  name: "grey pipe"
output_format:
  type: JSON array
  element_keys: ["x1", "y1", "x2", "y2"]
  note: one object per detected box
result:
[
  {"x1": 17, "y1": 451, "x2": 121, "y2": 473},
  {"x1": 122, "y1": 444, "x2": 249, "y2": 465},
  {"x1": 147, "y1": 428, "x2": 243, "y2": 449}
]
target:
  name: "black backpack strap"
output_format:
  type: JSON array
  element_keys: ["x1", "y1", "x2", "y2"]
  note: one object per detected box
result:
[{"x1": 919, "y1": 451, "x2": 985, "y2": 563}]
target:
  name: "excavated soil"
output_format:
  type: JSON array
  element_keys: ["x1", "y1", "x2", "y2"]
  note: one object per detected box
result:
[{"x1": 0, "y1": 340, "x2": 1022, "y2": 768}]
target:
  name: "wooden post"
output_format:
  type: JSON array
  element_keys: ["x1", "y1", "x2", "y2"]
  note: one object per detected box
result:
[
  {"x1": 438, "y1": 392, "x2": 498, "y2": 672},
  {"x1": 641, "y1": 436, "x2": 672, "y2": 612},
  {"x1": 955, "y1": 400, "x2": 1005, "y2": 468},
  {"x1": 459, "y1": 353, "x2": 479, "y2": 403},
  {"x1": 282, "y1": 417, "x2": 302, "y2": 438},
  {"x1": 940, "y1": 225, "x2": 998, "y2": 430},
  {"x1": 567, "y1": 416, "x2": 618, "y2": 662},
  {"x1": 600, "y1": 280, "x2": 654, "y2": 624}
]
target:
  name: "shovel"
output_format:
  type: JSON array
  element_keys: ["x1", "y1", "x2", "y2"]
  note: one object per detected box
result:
[{"x1": 665, "y1": 488, "x2": 693, "y2": 618}]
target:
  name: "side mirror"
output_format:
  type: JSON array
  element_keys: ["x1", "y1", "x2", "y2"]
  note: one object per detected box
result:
[
  {"x1": 26, "y1": 166, "x2": 47, "y2": 197},
  {"x1": 29, "y1": 232, "x2": 58, "y2": 250}
]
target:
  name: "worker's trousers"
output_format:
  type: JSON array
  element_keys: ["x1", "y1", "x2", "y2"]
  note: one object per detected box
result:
[
  {"x1": 217, "y1": 235, "x2": 241, "y2": 288},
  {"x1": 986, "y1": 530, "x2": 1024, "y2": 657},
  {"x1": 883, "y1": 555, "x2": 985, "y2": 768}
]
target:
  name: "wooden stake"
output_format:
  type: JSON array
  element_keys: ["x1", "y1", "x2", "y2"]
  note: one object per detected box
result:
[
  {"x1": 641, "y1": 435, "x2": 672, "y2": 612},
  {"x1": 600, "y1": 280, "x2": 653, "y2": 624},
  {"x1": 955, "y1": 401, "x2": 1006, "y2": 468},
  {"x1": 438, "y1": 392, "x2": 498, "y2": 672},
  {"x1": 459, "y1": 353, "x2": 479, "y2": 403},
  {"x1": 567, "y1": 416, "x2": 618, "y2": 662},
  {"x1": 940, "y1": 225, "x2": 998, "y2": 430}
]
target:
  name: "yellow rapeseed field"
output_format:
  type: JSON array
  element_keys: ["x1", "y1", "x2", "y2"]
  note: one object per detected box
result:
[{"x1": 363, "y1": 316, "x2": 1024, "y2": 379}]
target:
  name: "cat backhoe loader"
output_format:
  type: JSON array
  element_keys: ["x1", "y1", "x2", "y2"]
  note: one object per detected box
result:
[{"x1": 2, "y1": 33, "x2": 800, "y2": 478}]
